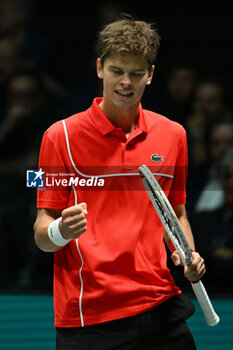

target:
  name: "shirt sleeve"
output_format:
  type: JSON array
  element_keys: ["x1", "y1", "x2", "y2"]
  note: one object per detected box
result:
[
  {"x1": 37, "y1": 129, "x2": 70, "y2": 209},
  {"x1": 168, "y1": 127, "x2": 188, "y2": 208}
]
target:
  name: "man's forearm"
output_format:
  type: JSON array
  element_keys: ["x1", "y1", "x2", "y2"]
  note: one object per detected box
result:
[
  {"x1": 34, "y1": 209, "x2": 63, "y2": 253},
  {"x1": 173, "y1": 204, "x2": 195, "y2": 251},
  {"x1": 178, "y1": 215, "x2": 195, "y2": 251}
]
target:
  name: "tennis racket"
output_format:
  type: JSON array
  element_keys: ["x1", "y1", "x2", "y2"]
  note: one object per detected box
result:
[{"x1": 139, "y1": 165, "x2": 220, "y2": 326}]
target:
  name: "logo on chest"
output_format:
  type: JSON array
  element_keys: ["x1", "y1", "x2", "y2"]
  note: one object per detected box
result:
[{"x1": 151, "y1": 153, "x2": 164, "y2": 162}]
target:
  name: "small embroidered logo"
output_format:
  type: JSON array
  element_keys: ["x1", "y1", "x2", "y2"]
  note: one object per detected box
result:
[{"x1": 151, "y1": 153, "x2": 164, "y2": 162}]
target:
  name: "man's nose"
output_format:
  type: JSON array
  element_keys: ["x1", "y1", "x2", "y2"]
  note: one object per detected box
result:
[{"x1": 120, "y1": 74, "x2": 132, "y2": 87}]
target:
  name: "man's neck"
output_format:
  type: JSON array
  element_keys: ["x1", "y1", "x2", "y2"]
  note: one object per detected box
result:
[{"x1": 99, "y1": 99, "x2": 139, "y2": 134}]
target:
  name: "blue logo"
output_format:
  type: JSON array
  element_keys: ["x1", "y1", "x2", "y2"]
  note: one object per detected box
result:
[{"x1": 26, "y1": 169, "x2": 44, "y2": 187}]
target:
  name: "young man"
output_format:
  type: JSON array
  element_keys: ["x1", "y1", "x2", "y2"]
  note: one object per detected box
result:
[{"x1": 34, "y1": 15, "x2": 206, "y2": 349}]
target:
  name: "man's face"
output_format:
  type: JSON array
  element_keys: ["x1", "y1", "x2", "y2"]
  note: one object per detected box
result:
[
  {"x1": 0, "y1": 39, "x2": 21, "y2": 84},
  {"x1": 97, "y1": 53, "x2": 154, "y2": 110},
  {"x1": 210, "y1": 125, "x2": 233, "y2": 162},
  {"x1": 194, "y1": 83, "x2": 225, "y2": 120},
  {"x1": 168, "y1": 68, "x2": 197, "y2": 103},
  {"x1": 7, "y1": 76, "x2": 44, "y2": 118}
]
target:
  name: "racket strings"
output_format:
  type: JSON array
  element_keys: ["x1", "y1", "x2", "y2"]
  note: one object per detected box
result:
[
  {"x1": 142, "y1": 173, "x2": 191, "y2": 265},
  {"x1": 146, "y1": 173, "x2": 192, "y2": 264}
]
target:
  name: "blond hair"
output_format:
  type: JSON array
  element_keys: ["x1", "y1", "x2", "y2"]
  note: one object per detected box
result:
[{"x1": 97, "y1": 15, "x2": 160, "y2": 68}]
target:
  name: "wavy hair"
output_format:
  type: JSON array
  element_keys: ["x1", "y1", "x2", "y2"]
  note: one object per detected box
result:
[{"x1": 97, "y1": 14, "x2": 160, "y2": 69}]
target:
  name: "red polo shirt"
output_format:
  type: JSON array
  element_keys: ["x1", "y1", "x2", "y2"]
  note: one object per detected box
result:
[{"x1": 37, "y1": 98, "x2": 187, "y2": 327}]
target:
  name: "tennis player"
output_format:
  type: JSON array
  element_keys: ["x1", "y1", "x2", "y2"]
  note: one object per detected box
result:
[{"x1": 34, "y1": 14, "x2": 206, "y2": 349}]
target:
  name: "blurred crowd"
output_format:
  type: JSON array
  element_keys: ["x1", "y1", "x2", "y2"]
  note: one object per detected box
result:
[
  {"x1": 0, "y1": 0, "x2": 232, "y2": 296},
  {"x1": 156, "y1": 67, "x2": 233, "y2": 296}
]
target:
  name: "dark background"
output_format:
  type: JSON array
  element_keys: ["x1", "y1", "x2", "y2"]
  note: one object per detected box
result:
[
  {"x1": 0, "y1": 0, "x2": 232, "y2": 295},
  {"x1": 35, "y1": 1, "x2": 233, "y2": 108}
]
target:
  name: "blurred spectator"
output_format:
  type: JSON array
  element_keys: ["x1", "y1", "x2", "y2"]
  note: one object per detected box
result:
[
  {"x1": 0, "y1": 0, "x2": 32, "y2": 37},
  {"x1": 191, "y1": 80, "x2": 232, "y2": 123},
  {"x1": 0, "y1": 71, "x2": 65, "y2": 291},
  {"x1": 154, "y1": 64, "x2": 199, "y2": 125},
  {"x1": 0, "y1": 71, "x2": 65, "y2": 203},
  {"x1": 187, "y1": 121, "x2": 233, "y2": 214},
  {"x1": 189, "y1": 148, "x2": 233, "y2": 294},
  {"x1": 0, "y1": 0, "x2": 49, "y2": 71},
  {"x1": 0, "y1": 38, "x2": 25, "y2": 85},
  {"x1": 169, "y1": 147, "x2": 233, "y2": 295},
  {"x1": 0, "y1": 1, "x2": 64, "y2": 292},
  {"x1": 0, "y1": 38, "x2": 29, "y2": 117},
  {"x1": 186, "y1": 79, "x2": 233, "y2": 168}
]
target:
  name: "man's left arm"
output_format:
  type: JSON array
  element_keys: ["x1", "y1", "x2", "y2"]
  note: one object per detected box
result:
[{"x1": 164, "y1": 204, "x2": 206, "y2": 282}]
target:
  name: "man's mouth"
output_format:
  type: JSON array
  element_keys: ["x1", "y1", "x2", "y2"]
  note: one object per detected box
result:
[{"x1": 115, "y1": 90, "x2": 134, "y2": 97}]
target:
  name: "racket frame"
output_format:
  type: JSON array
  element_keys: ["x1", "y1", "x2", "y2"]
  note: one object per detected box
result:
[{"x1": 139, "y1": 165, "x2": 220, "y2": 326}]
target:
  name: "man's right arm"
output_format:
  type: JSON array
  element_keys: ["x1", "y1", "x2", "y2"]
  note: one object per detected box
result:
[{"x1": 34, "y1": 203, "x2": 88, "y2": 252}]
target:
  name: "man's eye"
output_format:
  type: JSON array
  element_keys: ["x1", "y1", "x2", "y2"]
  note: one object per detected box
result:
[
  {"x1": 131, "y1": 72, "x2": 144, "y2": 77},
  {"x1": 111, "y1": 70, "x2": 122, "y2": 75}
]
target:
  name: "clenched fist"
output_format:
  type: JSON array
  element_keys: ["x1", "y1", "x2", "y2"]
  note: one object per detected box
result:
[{"x1": 59, "y1": 203, "x2": 88, "y2": 240}]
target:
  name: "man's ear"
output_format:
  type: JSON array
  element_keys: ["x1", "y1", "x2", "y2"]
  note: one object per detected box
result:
[
  {"x1": 97, "y1": 58, "x2": 103, "y2": 79},
  {"x1": 146, "y1": 65, "x2": 155, "y2": 85}
]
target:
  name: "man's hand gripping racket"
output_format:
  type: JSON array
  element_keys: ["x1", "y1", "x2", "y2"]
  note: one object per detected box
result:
[{"x1": 139, "y1": 165, "x2": 220, "y2": 326}]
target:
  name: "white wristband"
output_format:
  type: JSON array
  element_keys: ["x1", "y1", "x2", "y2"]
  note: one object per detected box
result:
[{"x1": 48, "y1": 217, "x2": 72, "y2": 247}]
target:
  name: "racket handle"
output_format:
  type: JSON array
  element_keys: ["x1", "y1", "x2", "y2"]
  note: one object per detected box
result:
[{"x1": 191, "y1": 280, "x2": 220, "y2": 326}]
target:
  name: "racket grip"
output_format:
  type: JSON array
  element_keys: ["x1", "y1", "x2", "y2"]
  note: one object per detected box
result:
[{"x1": 191, "y1": 280, "x2": 220, "y2": 326}]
